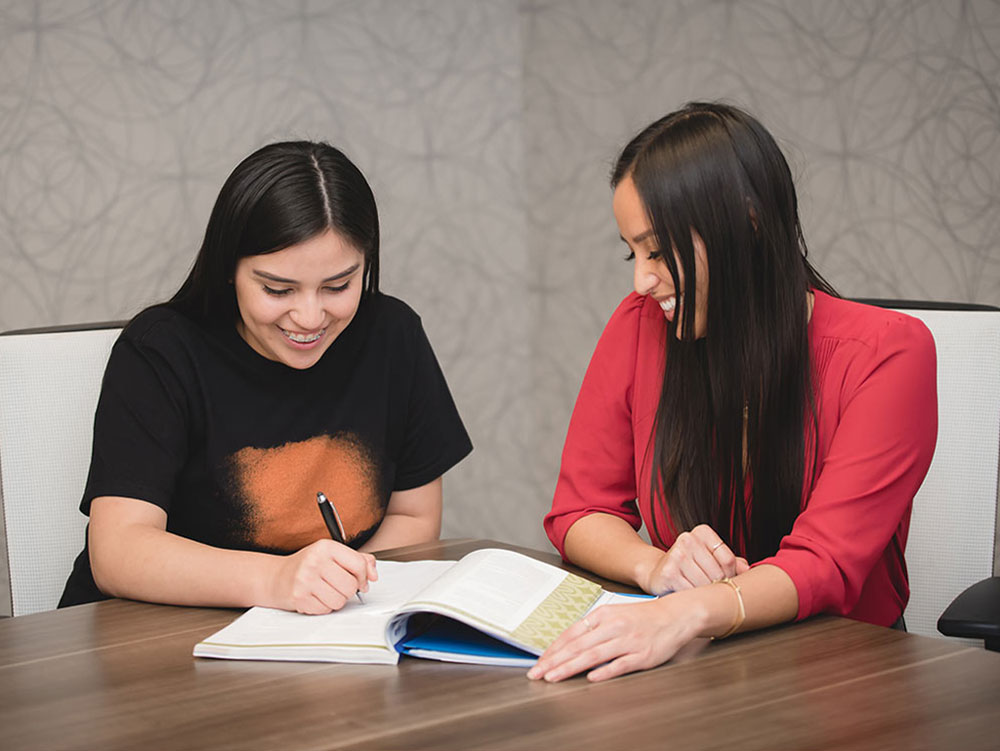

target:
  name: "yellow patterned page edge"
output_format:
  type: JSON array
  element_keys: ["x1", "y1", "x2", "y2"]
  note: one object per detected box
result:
[
  {"x1": 511, "y1": 573, "x2": 603, "y2": 652},
  {"x1": 403, "y1": 573, "x2": 603, "y2": 654}
]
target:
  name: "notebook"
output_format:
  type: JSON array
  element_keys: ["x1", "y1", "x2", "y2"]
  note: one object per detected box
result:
[{"x1": 193, "y1": 548, "x2": 641, "y2": 667}]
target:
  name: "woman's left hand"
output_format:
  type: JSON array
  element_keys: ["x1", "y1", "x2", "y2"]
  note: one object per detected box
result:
[
  {"x1": 642, "y1": 524, "x2": 749, "y2": 595},
  {"x1": 527, "y1": 596, "x2": 701, "y2": 683}
]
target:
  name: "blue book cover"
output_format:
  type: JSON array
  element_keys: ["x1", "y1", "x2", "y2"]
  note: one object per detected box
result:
[{"x1": 398, "y1": 617, "x2": 537, "y2": 667}]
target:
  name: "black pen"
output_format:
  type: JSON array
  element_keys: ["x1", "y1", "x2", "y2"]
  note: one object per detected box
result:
[{"x1": 317, "y1": 491, "x2": 365, "y2": 604}]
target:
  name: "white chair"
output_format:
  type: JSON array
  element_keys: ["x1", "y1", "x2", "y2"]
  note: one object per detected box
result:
[
  {"x1": 0, "y1": 323, "x2": 122, "y2": 616},
  {"x1": 863, "y1": 301, "x2": 1000, "y2": 646}
]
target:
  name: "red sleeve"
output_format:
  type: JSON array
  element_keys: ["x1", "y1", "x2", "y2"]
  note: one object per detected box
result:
[
  {"x1": 544, "y1": 294, "x2": 646, "y2": 558},
  {"x1": 758, "y1": 314, "x2": 938, "y2": 620}
]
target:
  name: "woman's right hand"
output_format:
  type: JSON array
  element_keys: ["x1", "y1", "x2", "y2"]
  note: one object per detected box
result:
[
  {"x1": 640, "y1": 524, "x2": 749, "y2": 595},
  {"x1": 270, "y1": 540, "x2": 378, "y2": 614}
]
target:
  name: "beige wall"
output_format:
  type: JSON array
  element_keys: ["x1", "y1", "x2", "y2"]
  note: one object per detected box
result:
[{"x1": 1, "y1": 0, "x2": 998, "y2": 549}]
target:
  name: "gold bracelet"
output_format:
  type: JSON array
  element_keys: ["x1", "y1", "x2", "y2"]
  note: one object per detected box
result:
[{"x1": 714, "y1": 577, "x2": 746, "y2": 639}]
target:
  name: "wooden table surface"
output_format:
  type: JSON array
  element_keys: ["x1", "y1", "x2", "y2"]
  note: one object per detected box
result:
[{"x1": 2, "y1": 539, "x2": 999, "y2": 750}]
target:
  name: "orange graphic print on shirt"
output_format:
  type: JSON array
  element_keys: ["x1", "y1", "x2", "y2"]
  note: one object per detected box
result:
[{"x1": 226, "y1": 433, "x2": 385, "y2": 552}]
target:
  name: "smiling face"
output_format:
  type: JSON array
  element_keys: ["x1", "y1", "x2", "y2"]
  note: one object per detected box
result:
[
  {"x1": 613, "y1": 175, "x2": 710, "y2": 339},
  {"x1": 233, "y1": 229, "x2": 365, "y2": 369}
]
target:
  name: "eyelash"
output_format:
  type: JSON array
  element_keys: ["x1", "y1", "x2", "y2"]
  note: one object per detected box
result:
[
  {"x1": 623, "y1": 250, "x2": 661, "y2": 262},
  {"x1": 262, "y1": 283, "x2": 349, "y2": 297}
]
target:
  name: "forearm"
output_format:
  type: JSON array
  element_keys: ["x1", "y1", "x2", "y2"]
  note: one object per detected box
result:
[
  {"x1": 359, "y1": 510, "x2": 440, "y2": 552},
  {"x1": 90, "y1": 523, "x2": 280, "y2": 608},
  {"x1": 530, "y1": 561, "x2": 801, "y2": 682},
  {"x1": 563, "y1": 513, "x2": 667, "y2": 591},
  {"x1": 361, "y1": 478, "x2": 443, "y2": 553},
  {"x1": 670, "y1": 562, "x2": 799, "y2": 638}
]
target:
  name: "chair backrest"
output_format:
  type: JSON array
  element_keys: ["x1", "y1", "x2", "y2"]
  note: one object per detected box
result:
[
  {"x1": 0, "y1": 323, "x2": 122, "y2": 616},
  {"x1": 871, "y1": 302, "x2": 1000, "y2": 640}
]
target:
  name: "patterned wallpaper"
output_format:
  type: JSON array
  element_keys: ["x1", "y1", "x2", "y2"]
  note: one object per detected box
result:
[{"x1": 1, "y1": 0, "x2": 998, "y2": 549}]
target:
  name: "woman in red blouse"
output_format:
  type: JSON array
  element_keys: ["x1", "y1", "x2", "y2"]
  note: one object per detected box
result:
[{"x1": 530, "y1": 102, "x2": 937, "y2": 683}]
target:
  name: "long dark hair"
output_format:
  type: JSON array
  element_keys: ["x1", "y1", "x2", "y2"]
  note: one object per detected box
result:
[
  {"x1": 168, "y1": 140, "x2": 379, "y2": 323},
  {"x1": 611, "y1": 102, "x2": 836, "y2": 562}
]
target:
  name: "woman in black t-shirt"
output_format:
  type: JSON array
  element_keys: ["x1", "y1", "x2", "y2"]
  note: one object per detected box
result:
[{"x1": 59, "y1": 142, "x2": 472, "y2": 612}]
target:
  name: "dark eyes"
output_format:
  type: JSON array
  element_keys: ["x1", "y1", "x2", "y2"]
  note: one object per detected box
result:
[
  {"x1": 622, "y1": 250, "x2": 661, "y2": 262},
  {"x1": 262, "y1": 283, "x2": 349, "y2": 297}
]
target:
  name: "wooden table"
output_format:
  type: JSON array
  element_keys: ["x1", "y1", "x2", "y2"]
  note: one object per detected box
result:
[{"x1": 2, "y1": 539, "x2": 999, "y2": 750}]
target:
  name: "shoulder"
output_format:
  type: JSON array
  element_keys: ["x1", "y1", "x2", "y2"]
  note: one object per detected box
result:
[
  {"x1": 582, "y1": 293, "x2": 663, "y2": 393},
  {"x1": 343, "y1": 293, "x2": 439, "y2": 375},
  {"x1": 810, "y1": 292, "x2": 936, "y2": 381},
  {"x1": 609, "y1": 291, "x2": 655, "y2": 325},
  {"x1": 596, "y1": 292, "x2": 666, "y2": 357},
  {"x1": 112, "y1": 306, "x2": 215, "y2": 386},
  {"x1": 599, "y1": 292, "x2": 661, "y2": 341},
  {"x1": 367, "y1": 293, "x2": 422, "y2": 330},
  {"x1": 813, "y1": 292, "x2": 934, "y2": 352},
  {"x1": 121, "y1": 305, "x2": 206, "y2": 352},
  {"x1": 362, "y1": 293, "x2": 427, "y2": 351}
]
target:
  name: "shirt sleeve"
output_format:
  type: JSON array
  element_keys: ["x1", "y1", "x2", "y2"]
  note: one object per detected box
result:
[
  {"x1": 758, "y1": 314, "x2": 938, "y2": 620},
  {"x1": 82, "y1": 320, "x2": 192, "y2": 515},
  {"x1": 544, "y1": 294, "x2": 646, "y2": 558},
  {"x1": 391, "y1": 318, "x2": 473, "y2": 491}
]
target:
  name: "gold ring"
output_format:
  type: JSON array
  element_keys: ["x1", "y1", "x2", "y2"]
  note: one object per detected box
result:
[
  {"x1": 582, "y1": 617, "x2": 593, "y2": 631},
  {"x1": 711, "y1": 541, "x2": 724, "y2": 552}
]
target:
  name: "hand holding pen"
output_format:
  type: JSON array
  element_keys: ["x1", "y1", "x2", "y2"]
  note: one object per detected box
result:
[
  {"x1": 269, "y1": 497, "x2": 376, "y2": 614},
  {"x1": 317, "y1": 491, "x2": 371, "y2": 604}
]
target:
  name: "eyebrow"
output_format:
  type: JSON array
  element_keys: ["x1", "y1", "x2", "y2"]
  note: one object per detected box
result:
[
  {"x1": 620, "y1": 229, "x2": 656, "y2": 245},
  {"x1": 251, "y1": 263, "x2": 361, "y2": 284}
]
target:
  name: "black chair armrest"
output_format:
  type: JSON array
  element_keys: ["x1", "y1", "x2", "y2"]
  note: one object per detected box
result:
[{"x1": 937, "y1": 577, "x2": 1000, "y2": 651}]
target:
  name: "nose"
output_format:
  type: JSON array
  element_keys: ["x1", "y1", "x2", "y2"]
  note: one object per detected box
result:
[
  {"x1": 289, "y1": 294, "x2": 325, "y2": 331},
  {"x1": 633, "y1": 258, "x2": 660, "y2": 297}
]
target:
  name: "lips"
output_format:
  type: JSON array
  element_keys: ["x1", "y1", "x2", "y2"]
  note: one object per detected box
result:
[
  {"x1": 657, "y1": 295, "x2": 681, "y2": 322},
  {"x1": 281, "y1": 328, "x2": 325, "y2": 344}
]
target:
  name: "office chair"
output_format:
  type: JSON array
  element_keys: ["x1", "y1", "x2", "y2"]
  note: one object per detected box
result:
[
  {"x1": 0, "y1": 322, "x2": 123, "y2": 616},
  {"x1": 859, "y1": 300, "x2": 1000, "y2": 650}
]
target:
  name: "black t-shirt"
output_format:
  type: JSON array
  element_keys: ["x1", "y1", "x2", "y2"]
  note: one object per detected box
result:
[{"x1": 59, "y1": 293, "x2": 472, "y2": 607}]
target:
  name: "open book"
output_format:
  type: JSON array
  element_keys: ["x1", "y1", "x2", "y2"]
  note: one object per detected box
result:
[{"x1": 193, "y1": 548, "x2": 642, "y2": 667}]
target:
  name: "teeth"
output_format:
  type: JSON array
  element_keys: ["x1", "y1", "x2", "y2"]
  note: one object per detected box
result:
[
  {"x1": 282, "y1": 328, "x2": 324, "y2": 343},
  {"x1": 659, "y1": 298, "x2": 676, "y2": 312}
]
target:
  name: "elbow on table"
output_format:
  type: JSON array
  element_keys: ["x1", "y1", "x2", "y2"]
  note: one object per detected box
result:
[
  {"x1": 87, "y1": 519, "x2": 154, "y2": 599},
  {"x1": 87, "y1": 496, "x2": 169, "y2": 599},
  {"x1": 88, "y1": 534, "x2": 128, "y2": 599}
]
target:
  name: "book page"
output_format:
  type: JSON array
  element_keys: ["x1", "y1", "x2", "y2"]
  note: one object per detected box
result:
[
  {"x1": 193, "y1": 560, "x2": 454, "y2": 663},
  {"x1": 591, "y1": 590, "x2": 654, "y2": 608},
  {"x1": 356, "y1": 560, "x2": 456, "y2": 614},
  {"x1": 395, "y1": 549, "x2": 603, "y2": 652}
]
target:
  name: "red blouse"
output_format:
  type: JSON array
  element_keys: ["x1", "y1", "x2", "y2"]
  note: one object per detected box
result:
[{"x1": 544, "y1": 290, "x2": 937, "y2": 626}]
